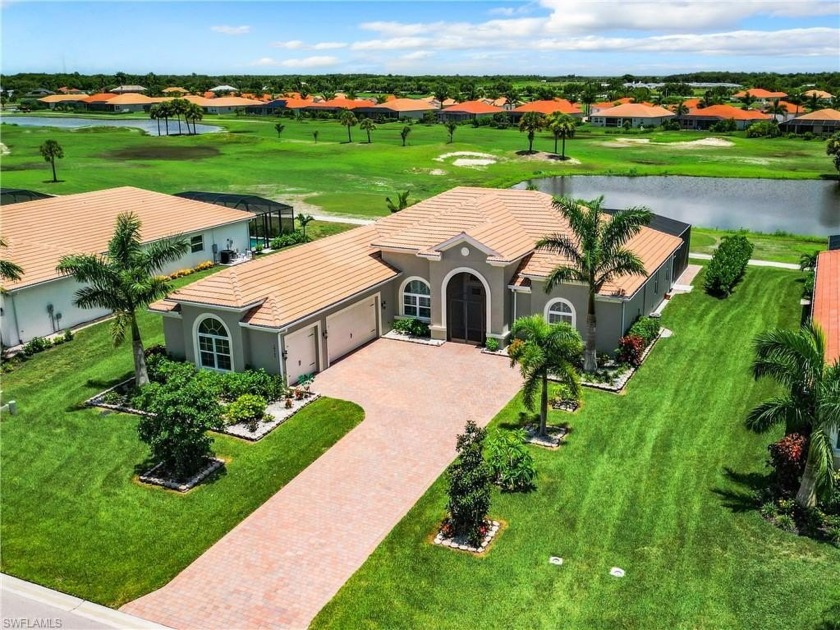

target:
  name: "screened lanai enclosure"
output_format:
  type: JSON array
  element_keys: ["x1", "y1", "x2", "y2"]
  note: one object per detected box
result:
[
  {"x1": 0, "y1": 188, "x2": 54, "y2": 205},
  {"x1": 174, "y1": 191, "x2": 295, "y2": 248}
]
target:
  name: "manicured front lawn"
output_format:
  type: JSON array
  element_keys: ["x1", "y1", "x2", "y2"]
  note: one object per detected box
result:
[
  {"x1": 0, "y1": 282, "x2": 363, "y2": 607},
  {"x1": 313, "y1": 267, "x2": 840, "y2": 630},
  {"x1": 690, "y1": 227, "x2": 826, "y2": 264}
]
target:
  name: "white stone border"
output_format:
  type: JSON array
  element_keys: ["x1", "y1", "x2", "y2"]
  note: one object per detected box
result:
[
  {"x1": 575, "y1": 328, "x2": 669, "y2": 394},
  {"x1": 85, "y1": 378, "x2": 154, "y2": 417},
  {"x1": 139, "y1": 457, "x2": 224, "y2": 492},
  {"x1": 383, "y1": 330, "x2": 445, "y2": 346},
  {"x1": 433, "y1": 520, "x2": 500, "y2": 554},
  {"x1": 220, "y1": 393, "x2": 321, "y2": 441},
  {"x1": 524, "y1": 425, "x2": 569, "y2": 449}
]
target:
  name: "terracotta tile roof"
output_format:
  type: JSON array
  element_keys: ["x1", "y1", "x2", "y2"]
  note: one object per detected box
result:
[
  {"x1": 813, "y1": 250, "x2": 840, "y2": 363},
  {"x1": 441, "y1": 100, "x2": 503, "y2": 115},
  {"x1": 790, "y1": 108, "x2": 840, "y2": 122},
  {"x1": 592, "y1": 103, "x2": 675, "y2": 119},
  {"x1": 37, "y1": 94, "x2": 87, "y2": 103},
  {"x1": 107, "y1": 93, "x2": 156, "y2": 106},
  {"x1": 154, "y1": 226, "x2": 400, "y2": 329},
  {"x1": 734, "y1": 88, "x2": 787, "y2": 99},
  {"x1": 1, "y1": 187, "x2": 252, "y2": 291},
  {"x1": 804, "y1": 89, "x2": 833, "y2": 99},
  {"x1": 370, "y1": 98, "x2": 438, "y2": 112},
  {"x1": 304, "y1": 97, "x2": 375, "y2": 110},
  {"x1": 684, "y1": 104, "x2": 770, "y2": 121},
  {"x1": 203, "y1": 96, "x2": 264, "y2": 107},
  {"x1": 162, "y1": 87, "x2": 189, "y2": 94},
  {"x1": 371, "y1": 187, "x2": 681, "y2": 298},
  {"x1": 81, "y1": 92, "x2": 118, "y2": 103},
  {"x1": 512, "y1": 99, "x2": 583, "y2": 115}
]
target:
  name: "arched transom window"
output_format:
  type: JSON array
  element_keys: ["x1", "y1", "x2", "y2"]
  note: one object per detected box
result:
[
  {"x1": 546, "y1": 299, "x2": 576, "y2": 328},
  {"x1": 403, "y1": 279, "x2": 431, "y2": 321},
  {"x1": 197, "y1": 317, "x2": 232, "y2": 371}
]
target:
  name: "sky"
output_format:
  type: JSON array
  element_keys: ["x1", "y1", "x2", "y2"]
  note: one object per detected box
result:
[{"x1": 1, "y1": 0, "x2": 839, "y2": 76}]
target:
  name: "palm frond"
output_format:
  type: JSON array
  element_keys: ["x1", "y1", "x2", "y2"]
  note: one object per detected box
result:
[
  {"x1": 110, "y1": 313, "x2": 128, "y2": 347},
  {"x1": 56, "y1": 254, "x2": 114, "y2": 284},
  {"x1": 108, "y1": 213, "x2": 144, "y2": 266},
  {"x1": 805, "y1": 428, "x2": 838, "y2": 499},
  {"x1": 751, "y1": 326, "x2": 823, "y2": 389},
  {"x1": 141, "y1": 235, "x2": 190, "y2": 273},
  {"x1": 600, "y1": 206, "x2": 653, "y2": 253},
  {"x1": 72, "y1": 285, "x2": 123, "y2": 312},
  {"x1": 594, "y1": 249, "x2": 647, "y2": 287},
  {"x1": 746, "y1": 397, "x2": 802, "y2": 433}
]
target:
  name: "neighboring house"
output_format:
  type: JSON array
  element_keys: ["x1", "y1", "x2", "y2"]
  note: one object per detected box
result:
[
  {"x1": 803, "y1": 89, "x2": 834, "y2": 102},
  {"x1": 438, "y1": 100, "x2": 504, "y2": 121},
  {"x1": 37, "y1": 94, "x2": 88, "y2": 109},
  {"x1": 162, "y1": 87, "x2": 189, "y2": 95},
  {"x1": 811, "y1": 244, "x2": 840, "y2": 467},
  {"x1": 82, "y1": 92, "x2": 118, "y2": 110},
  {"x1": 733, "y1": 88, "x2": 787, "y2": 104},
  {"x1": 678, "y1": 104, "x2": 770, "y2": 130},
  {"x1": 301, "y1": 97, "x2": 376, "y2": 114},
  {"x1": 779, "y1": 109, "x2": 840, "y2": 135},
  {"x1": 353, "y1": 98, "x2": 439, "y2": 120},
  {"x1": 589, "y1": 103, "x2": 675, "y2": 127},
  {"x1": 110, "y1": 85, "x2": 147, "y2": 94},
  {"x1": 0, "y1": 187, "x2": 252, "y2": 346},
  {"x1": 509, "y1": 99, "x2": 583, "y2": 122},
  {"x1": 102, "y1": 93, "x2": 157, "y2": 112},
  {"x1": 200, "y1": 96, "x2": 263, "y2": 114},
  {"x1": 153, "y1": 187, "x2": 684, "y2": 384}
]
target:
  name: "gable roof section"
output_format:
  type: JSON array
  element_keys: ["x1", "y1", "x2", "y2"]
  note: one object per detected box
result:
[
  {"x1": 684, "y1": 104, "x2": 770, "y2": 121},
  {"x1": 1, "y1": 187, "x2": 252, "y2": 291},
  {"x1": 734, "y1": 88, "x2": 787, "y2": 99},
  {"x1": 790, "y1": 108, "x2": 840, "y2": 122},
  {"x1": 813, "y1": 250, "x2": 840, "y2": 363},
  {"x1": 593, "y1": 103, "x2": 675, "y2": 119},
  {"x1": 441, "y1": 100, "x2": 503, "y2": 115},
  {"x1": 512, "y1": 99, "x2": 583, "y2": 115},
  {"x1": 155, "y1": 226, "x2": 399, "y2": 329},
  {"x1": 370, "y1": 98, "x2": 439, "y2": 113}
]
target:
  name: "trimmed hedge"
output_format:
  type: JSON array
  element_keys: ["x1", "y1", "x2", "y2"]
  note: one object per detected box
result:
[
  {"x1": 628, "y1": 316, "x2": 660, "y2": 346},
  {"x1": 704, "y1": 235, "x2": 754, "y2": 297},
  {"x1": 392, "y1": 317, "x2": 430, "y2": 338}
]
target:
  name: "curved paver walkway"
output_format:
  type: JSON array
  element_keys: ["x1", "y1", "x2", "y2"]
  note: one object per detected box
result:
[{"x1": 122, "y1": 339, "x2": 521, "y2": 629}]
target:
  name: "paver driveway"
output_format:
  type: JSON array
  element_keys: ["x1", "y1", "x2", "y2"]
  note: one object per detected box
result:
[{"x1": 122, "y1": 339, "x2": 522, "y2": 629}]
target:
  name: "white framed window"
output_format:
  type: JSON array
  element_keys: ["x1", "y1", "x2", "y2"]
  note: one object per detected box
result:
[
  {"x1": 545, "y1": 298, "x2": 576, "y2": 328},
  {"x1": 196, "y1": 316, "x2": 232, "y2": 371},
  {"x1": 190, "y1": 235, "x2": 204, "y2": 253},
  {"x1": 402, "y1": 279, "x2": 431, "y2": 321}
]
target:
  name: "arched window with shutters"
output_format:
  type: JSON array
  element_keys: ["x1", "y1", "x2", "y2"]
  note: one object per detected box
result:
[
  {"x1": 195, "y1": 316, "x2": 233, "y2": 371},
  {"x1": 544, "y1": 298, "x2": 576, "y2": 328},
  {"x1": 401, "y1": 278, "x2": 431, "y2": 321}
]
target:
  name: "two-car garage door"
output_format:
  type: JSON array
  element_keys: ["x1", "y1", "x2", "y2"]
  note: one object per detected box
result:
[{"x1": 283, "y1": 295, "x2": 378, "y2": 384}]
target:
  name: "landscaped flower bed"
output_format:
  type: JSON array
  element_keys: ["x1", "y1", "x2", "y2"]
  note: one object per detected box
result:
[
  {"x1": 434, "y1": 519, "x2": 501, "y2": 553},
  {"x1": 222, "y1": 392, "x2": 320, "y2": 441},
  {"x1": 139, "y1": 457, "x2": 224, "y2": 492}
]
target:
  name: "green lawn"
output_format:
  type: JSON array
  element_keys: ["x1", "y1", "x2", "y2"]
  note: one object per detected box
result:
[
  {"x1": 690, "y1": 227, "x2": 826, "y2": 264},
  {"x1": 313, "y1": 267, "x2": 840, "y2": 630},
  {"x1": 0, "y1": 275, "x2": 364, "y2": 607}
]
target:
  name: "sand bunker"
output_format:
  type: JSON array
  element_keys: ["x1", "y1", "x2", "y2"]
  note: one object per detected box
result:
[
  {"x1": 436, "y1": 151, "x2": 498, "y2": 167},
  {"x1": 603, "y1": 136, "x2": 734, "y2": 149},
  {"x1": 0, "y1": 143, "x2": 9, "y2": 155},
  {"x1": 452, "y1": 158, "x2": 495, "y2": 166}
]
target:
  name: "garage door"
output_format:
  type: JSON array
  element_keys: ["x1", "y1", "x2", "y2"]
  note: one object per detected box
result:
[
  {"x1": 283, "y1": 326, "x2": 318, "y2": 385},
  {"x1": 327, "y1": 296, "x2": 378, "y2": 364}
]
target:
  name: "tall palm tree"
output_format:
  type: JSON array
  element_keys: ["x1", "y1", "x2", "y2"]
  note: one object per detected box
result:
[
  {"x1": 338, "y1": 109, "x2": 358, "y2": 143},
  {"x1": 508, "y1": 316, "x2": 582, "y2": 437},
  {"x1": 547, "y1": 113, "x2": 576, "y2": 159},
  {"x1": 537, "y1": 196, "x2": 652, "y2": 372},
  {"x1": 158, "y1": 101, "x2": 173, "y2": 136},
  {"x1": 184, "y1": 102, "x2": 203, "y2": 135},
  {"x1": 0, "y1": 237, "x2": 23, "y2": 294},
  {"x1": 518, "y1": 112, "x2": 544, "y2": 154},
  {"x1": 149, "y1": 104, "x2": 162, "y2": 136},
  {"x1": 580, "y1": 84, "x2": 597, "y2": 117},
  {"x1": 675, "y1": 100, "x2": 689, "y2": 117},
  {"x1": 445, "y1": 121, "x2": 457, "y2": 144},
  {"x1": 56, "y1": 213, "x2": 188, "y2": 387},
  {"x1": 171, "y1": 98, "x2": 188, "y2": 135},
  {"x1": 768, "y1": 99, "x2": 787, "y2": 119},
  {"x1": 748, "y1": 323, "x2": 840, "y2": 507},
  {"x1": 359, "y1": 118, "x2": 376, "y2": 143},
  {"x1": 39, "y1": 139, "x2": 64, "y2": 183},
  {"x1": 739, "y1": 93, "x2": 755, "y2": 110}
]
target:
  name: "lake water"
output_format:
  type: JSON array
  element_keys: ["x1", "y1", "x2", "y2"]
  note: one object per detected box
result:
[
  {"x1": 516, "y1": 176, "x2": 840, "y2": 236},
  {"x1": 0, "y1": 115, "x2": 221, "y2": 136}
]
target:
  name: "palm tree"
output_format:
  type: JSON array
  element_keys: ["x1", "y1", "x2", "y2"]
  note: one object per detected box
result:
[
  {"x1": 547, "y1": 113, "x2": 576, "y2": 159},
  {"x1": 39, "y1": 139, "x2": 64, "y2": 183},
  {"x1": 747, "y1": 323, "x2": 840, "y2": 507},
  {"x1": 508, "y1": 316, "x2": 582, "y2": 437},
  {"x1": 739, "y1": 93, "x2": 755, "y2": 110},
  {"x1": 808, "y1": 92, "x2": 820, "y2": 112},
  {"x1": 313, "y1": 130, "x2": 319, "y2": 143},
  {"x1": 518, "y1": 112, "x2": 544, "y2": 154},
  {"x1": 537, "y1": 196, "x2": 652, "y2": 372},
  {"x1": 149, "y1": 104, "x2": 162, "y2": 136},
  {"x1": 675, "y1": 100, "x2": 689, "y2": 117},
  {"x1": 339, "y1": 109, "x2": 358, "y2": 143},
  {"x1": 274, "y1": 122, "x2": 285, "y2": 138},
  {"x1": 400, "y1": 125, "x2": 411, "y2": 146},
  {"x1": 768, "y1": 99, "x2": 787, "y2": 119},
  {"x1": 580, "y1": 84, "x2": 597, "y2": 117},
  {"x1": 385, "y1": 190, "x2": 410, "y2": 213},
  {"x1": 184, "y1": 102, "x2": 203, "y2": 135},
  {"x1": 171, "y1": 98, "x2": 189, "y2": 135},
  {"x1": 56, "y1": 213, "x2": 188, "y2": 387},
  {"x1": 445, "y1": 121, "x2": 457, "y2": 144},
  {"x1": 158, "y1": 101, "x2": 173, "y2": 136},
  {"x1": 296, "y1": 213, "x2": 314, "y2": 240},
  {"x1": 433, "y1": 83, "x2": 450, "y2": 108},
  {"x1": 0, "y1": 237, "x2": 23, "y2": 294},
  {"x1": 359, "y1": 118, "x2": 376, "y2": 143}
]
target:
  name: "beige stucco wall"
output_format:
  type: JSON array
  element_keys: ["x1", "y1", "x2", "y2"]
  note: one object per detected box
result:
[{"x1": 175, "y1": 304, "x2": 250, "y2": 372}]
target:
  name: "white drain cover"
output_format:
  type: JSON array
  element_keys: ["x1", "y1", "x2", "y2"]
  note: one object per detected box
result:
[
  {"x1": 610, "y1": 567, "x2": 625, "y2": 578},
  {"x1": 549, "y1": 556, "x2": 563, "y2": 566}
]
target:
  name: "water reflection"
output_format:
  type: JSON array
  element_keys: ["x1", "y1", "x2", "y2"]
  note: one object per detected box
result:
[{"x1": 1, "y1": 115, "x2": 221, "y2": 136}]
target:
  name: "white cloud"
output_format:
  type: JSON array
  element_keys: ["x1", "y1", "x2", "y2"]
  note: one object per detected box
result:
[
  {"x1": 351, "y1": 37, "x2": 430, "y2": 51},
  {"x1": 253, "y1": 56, "x2": 340, "y2": 69},
  {"x1": 400, "y1": 50, "x2": 434, "y2": 61},
  {"x1": 211, "y1": 25, "x2": 250, "y2": 36},
  {"x1": 312, "y1": 42, "x2": 347, "y2": 50},
  {"x1": 271, "y1": 40, "x2": 304, "y2": 49}
]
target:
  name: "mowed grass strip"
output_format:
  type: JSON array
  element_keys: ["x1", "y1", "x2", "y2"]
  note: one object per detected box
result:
[
  {"x1": 690, "y1": 227, "x2": 826, "y2": 264},
  {"x1": 313, "y1": 267, "x2": 840, "y2": 630},
  {"x1": 0, "y1": 271, "x2": 363, "y2": 607}
]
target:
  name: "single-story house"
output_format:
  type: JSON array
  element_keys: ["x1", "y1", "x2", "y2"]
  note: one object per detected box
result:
[
  {"x1": 353, "y1": 98, "x2": 439, "y2": 121},
  {"x1": 152, "y1": 187, "x2": 684, "y2": 384},
  {"x1": 678, "y1": 104, "x2": 770, "y2": 130},
  {"x1": 0, "y1": 187, "x2": 252, "y2": 346},
  {"x1": 779, "y1": 109, "x2": 840, "y2": 135},
  {"x1": 200, "y1": 96, "x2": 263, "y2": 114},
  {"x1": 811, "y1": 245, "x2": 840, "y2": 467},
  {"x1": 102, "y1": 93, "x2": 157, "y2": 112},
  {"x1": 509, "y1": 99, "x2": 583, "y2": 122},
  {"x1": 589, "y1": 98, "x2": 650, "y2": 115},
  {"x1": 82, "y1": 92, "x2": 119, "y2": 110},
  {"x1": 438, "y1": 100, "x2": 504, "y2": 122},
  {"x1": 301, "y1": 97, "x2": 376, "y2": 114},
  {"x1": 36, "y1": 94, "x2": 89, "y2": 109},
  {"x1": 733, "y1": 88, "x2": 787, "y2": 103},
  {"x1": 589, "y1": 103, "x2": 675, "y2": 128}
]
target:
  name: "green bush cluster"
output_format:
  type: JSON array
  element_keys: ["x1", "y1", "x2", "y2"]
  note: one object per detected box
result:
[
  {"x1": 392, "y1": 317, "x2": 430, "y2": 338},
  {"x1": 269, "y1": 230, "x2": 307, "y2": 249},
  {"x1": 21, "y1": 329, "x2": 74, "y2": 357},
  {"x1": 705, "y1": 235, "x2": 754, "y2": 297},
  {"x1": 745, "y1": 120, "x2": 781, "y2": 138},
  {"x1": 445, "y1": 421, "x2": 493, "y2": 547},
  {"x1": 484, "y1": 337, "x2": 500, "y2": 352},
  {"x1": 628, "y1": 316, "x2": 661, "y2": 346},
  {"x1": 224, "y1": 393, "x2": 267, "y2": 431},
  {"x1": 486, "y1": 429, "x2": 536, "y2": 492}
]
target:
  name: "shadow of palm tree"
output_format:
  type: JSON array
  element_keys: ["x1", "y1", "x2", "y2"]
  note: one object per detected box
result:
[
  {"x1": 814, "y1": 603, "x2": 840, "y2": 630},
  {"x1": 711, "y1": 467, "x2": 769, "y2": 513}
]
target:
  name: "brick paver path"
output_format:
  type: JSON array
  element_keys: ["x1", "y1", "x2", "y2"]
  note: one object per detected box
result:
[{"x1": 122, "y1": 339, "x2": 521, "y2": 629}]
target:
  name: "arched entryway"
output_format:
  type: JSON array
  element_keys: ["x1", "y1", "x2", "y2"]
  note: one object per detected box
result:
[{"x1": 445, "y1": 272, "x2": 487, "y2": 344}]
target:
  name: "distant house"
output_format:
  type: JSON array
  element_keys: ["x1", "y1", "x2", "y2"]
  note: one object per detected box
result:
[
  {"x1": 57, "y1": 87, "x2": 86, "y2": 95},
  {"x1": 679, "y1": 104, "x2": 770, "y2": 130},
  {"x1": 23, "y1": 88, "x2": 55, "y2": 97},
  {"x1": 353, "y1": 98, "x2": 439, "y2": 120},
  {"x1": 201, "y1": 96, "x2": 264, "y2": 114},
  {"x1": 37, "y1": 94, "x2": 88, "y2": 109},
  {"x1": 102, "y1": 93, "x2": 157, "y2": 112},
  {"x1": 811, "y1": 244, "x2": 840, "y2": 468},
  {"x1": 162, "y1": 87, "x2": 190, "y2": 95},
  {"x1": 302, "y1": 97, "x2": 375, "y2": 115},
  {"x1": 110, "y1": 85, "x2": 147, "y2": 94},
  {"x1": 82, "y1": 92, "x2": 119, "y2": 110},
  {"x1": 733, "y1": 88, "x2": 787, "y2": 104},
  {"x1": 438, "y1": 100, "x2": 503, "y2": 122},
  {"x1": 209, "y1": 85, "x2": 238, "y2": 94},
  {"x1": 0, "y1": 187, "x2": 252, "y2": 346},
  {"x1": 779, "y1": 109, "x2": 840, "y2": 135},
  {"x1": 509, "y1": 99, "x2": 583, "y2": 122},
  {"x1": 589, "y1": 103, "x2": 675, "y2": 128},
  {"x1": 589, "y1": 98, "x2": 646, "y2": 115}
]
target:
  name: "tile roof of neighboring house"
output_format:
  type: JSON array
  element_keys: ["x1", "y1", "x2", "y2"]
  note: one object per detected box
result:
[
  {"x1": 733, "y1": 88, "x2": 787, "y2": 99},
  {"x1": 305, "y1": 97, "x2": 375, "y2": 110},
  {"x1": 370, "y1": 98, "x2": 439, "y2": 112},
  {"x1": 512, "y1": 99, "x2": 583, "y2": 115},
  {"x1": 110, "y1": 85, "x2": 147, "y2": 93},
  {"x1": 813, "y1": 250, "x2": 840, "y2": 363},
  {"x1": 1, "y1": 187, "x2": 252, "y2": 291},
  {"x1": 37, "y1": 94, "x2": 89, "y2": 103},
  {"x1": 82, "y1": 92, "x2": 118, "y2": 103},
  {"x1": 203, "y1": 96, "x2": 264, "y2": 107},
  {"x1": 772, "y1": 101, "x2": 802, "y2": 114},
  {"x1": 804, "y1": 89, "x2": 833, "y2": 99},
  {"x1": 592, "y1": 103, "x2": 675, "y2": 119},
  {"x1": 57, "y1": 87, "x2": 86, "y2": 94},
  {"x1": 441, "y1": 100, "x2": 504, "y2": 115},
  {"x1": 162, "y1": 87, "x2": 189, "y2": 94},
  {"x1": 153, "y1": 226, "x2": 400, "y2": 329},
  {"x1": 107, "y1": 93, "x2": 157, "y2": 106},
  {"x1": 789, "y1": 108, "x2": 840, "y2": 122},
  {"x1": 683, "y1": 104, "x2": 770, "y2": 120}
]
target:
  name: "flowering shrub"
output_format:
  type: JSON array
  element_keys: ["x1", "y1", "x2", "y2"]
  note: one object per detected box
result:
[
  {"x1": 617, "y1": 335, "x2": 646, "y2": 367},
  {"x1": 628, "y1": 316, "x2": 660, "y2": 347},
  {"x1": 768, "y1": 433, "x2": 808, "y2": 494},
  {"x1": 224, "y1": 393, "x2": 267, "y2": 431}
]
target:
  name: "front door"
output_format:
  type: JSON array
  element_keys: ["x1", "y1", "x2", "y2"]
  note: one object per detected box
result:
[{"x1": 447, "y1": 273, "x2": 486, "y2": 344}]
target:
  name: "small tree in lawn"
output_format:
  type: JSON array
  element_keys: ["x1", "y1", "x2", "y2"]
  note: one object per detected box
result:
[
  {"x1": 39, "y1": 139, "x2": 64, "y2": 183},
  {"x1": 297, "y1": 213, "x2": 314, "y2": 240},
  {"x1": 313, "y1": 130, "x2": 319, "y2": 143},
  {"x1": 385, "y1": 190, "x2": 410, "y2": 213},
  {"x1": 444, "y1": 420, "x2": 492, "y2": 546},
  {"x1": 359, "y1": 118, "x2": 376, "y2": 143},
  {"x1": 274, "y1": 122, "x2": 285, "y2": 138},
  {"x1": 400, "y1": 125, "x2": 411, "y2": 146},
  {"x1": 518, "y1": 111, "x2": 544, "y2": 153},
  {"x1": 339, "y1": 109, "x2": 358, "y2": 143},
  {"x1": 137, "y1": 377, "x2": 224, "y2": 480},
  {"x1": 445, "y1": 120, "x2": 457, "y2": 144}
]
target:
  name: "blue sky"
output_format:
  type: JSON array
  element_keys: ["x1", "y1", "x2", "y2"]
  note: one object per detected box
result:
[{"x1": 2, "y1": 1, "x2": 839, "y2": 76}]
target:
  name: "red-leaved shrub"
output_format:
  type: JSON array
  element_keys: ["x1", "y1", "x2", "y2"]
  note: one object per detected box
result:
[
  {"x1": 618, "y1": 335, "x2": 646, "y2": 367},
  {"x1": 768, "y1": 433, "x2": 808, "y2": 494}
]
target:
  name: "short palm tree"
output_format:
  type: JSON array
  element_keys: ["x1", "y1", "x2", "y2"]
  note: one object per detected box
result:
[
  {"x1": 400, "y1": 125, "x2": 411, "y2": 146},
  {"x1": 537, "y1": 196, "x2": 652, "y2": 372},
  {"x1": 0, "y1": 237, "x2": 23, "y2": 294},
  {"x1": 509, "y1": 316, "x2": 582, "y2": 437},
  {"x1": 339, "y1": 110, "x2": 358, "y2": 143},
  {"x1": 445, "y1": 121, "x2": 457, "y2": 143},
  {"x1": 171, "y1": 98, "x2": 188, "y2": 135},
  {"x1": 39, "y1": 139, "x2": 64, "y2": 183},
  {"x1": 57, "y1": 213, "x2": 188, "y2": 387},
  {"x1": 296, "y1": 213, "x2": 314, "y2": 240},
  {"x1": 359, "y1": 118, "x2": 376, "y2": 143},
  {"x1": 518, "y1": 112, "x2": 544, "y2": 153},
  {"x1": 547, "y1": 113, "x2": 576, "y2": 159},
  {"x1": 158, "y1": 101, "x2": 173, "y2": 135},
  {"x1": 747, "y1": 323, "x2": 840, "y2": 507}
]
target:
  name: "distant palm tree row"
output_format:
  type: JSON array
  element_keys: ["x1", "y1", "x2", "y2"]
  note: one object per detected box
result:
[{"x1": 149, "y1": 98, "x2": 204, "y2": 136}]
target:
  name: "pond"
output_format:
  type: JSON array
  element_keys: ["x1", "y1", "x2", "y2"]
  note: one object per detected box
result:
[
  {"x1": 0, "y1": 115, "x2": 221, "y2": 136},
  {"x1": 516, "y1": 175, "x2": 840, "y2": 236}
]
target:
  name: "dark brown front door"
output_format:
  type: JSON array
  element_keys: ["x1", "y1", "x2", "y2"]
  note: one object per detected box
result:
[{"x1": 447, "y1": 272, "x2": 486, "y2": 344}]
